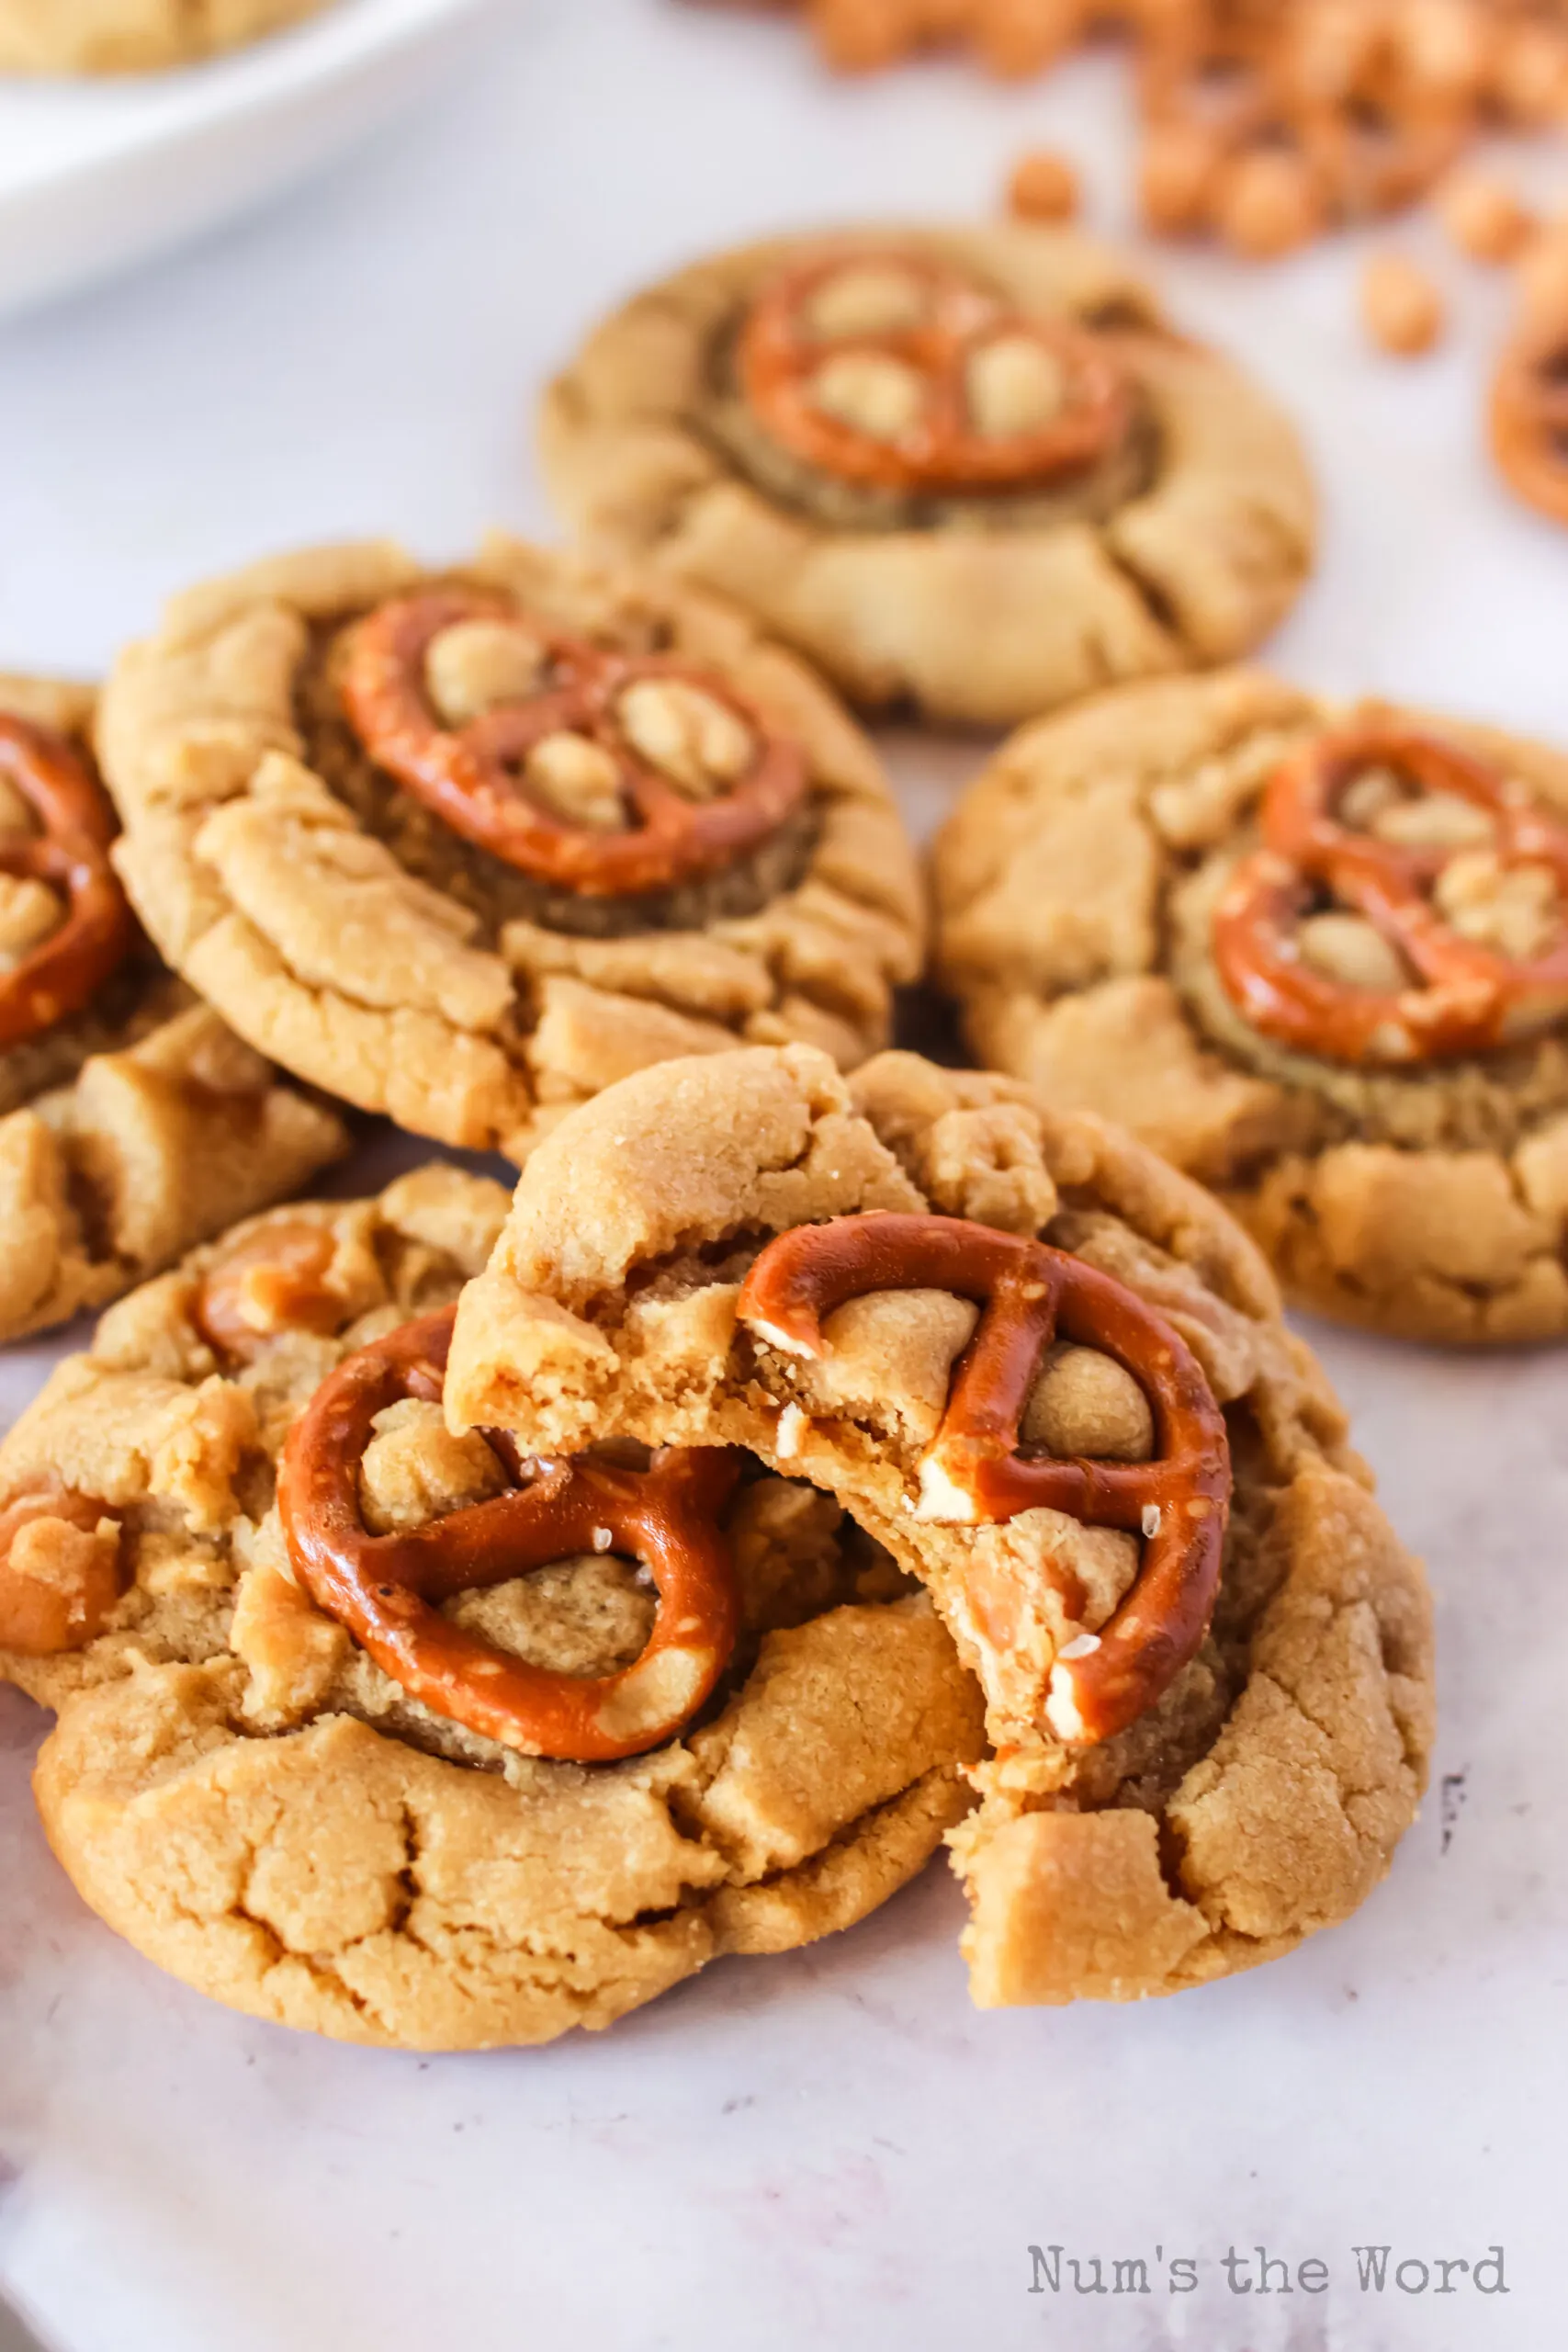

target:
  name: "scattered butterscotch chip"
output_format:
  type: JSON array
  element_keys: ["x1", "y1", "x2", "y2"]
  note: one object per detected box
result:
[
  {"x1": 1489, "y1": 19, "x2": 1568, "y2": 127},
  {"x1": 1137, "y1": 120, "x2": 1223, "y2": 235},
  {"x1": 807, "y1": 0, "x2": 913, "y2": 72},
  {"x1": 1006, "y1": 145, "x2": 1080, "y2": 222},
  {"x1": 1360, "y1": 254, "x2": 1446, "y2": 356},
  {"x1": 1516, "y1": 225, "x2": 1568, "y2": 334},
  {"x1": 1438, "y1": 172, "x2": 1535, "y2": 265},
  {"x1": 1213, "y1": 149, "x2": 1324, "y2": 261}
]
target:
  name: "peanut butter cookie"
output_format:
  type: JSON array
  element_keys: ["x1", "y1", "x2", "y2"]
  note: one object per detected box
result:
[
  {"x1": 96, "y1": 537, "x2": 922, "y2": 1160},
  {"x1": 0, "y1": 673, "x2": 345, "y2": 1343},
  {"x1": 446, "y1": 1045, "x2": 1432, "y2": 2007},
  {"x1": 539, "y1": 224, "x2": 1315, "y2": 727},
  {"x1": 2, "y1": 1165, "x2": 984, "y2": 2050},
  {"x1": 0, "y1": 0, "x2": 331, "y2": 73},
  {"x1": 934, "y1": 669, "x2": 1568, "y2": 1342}
]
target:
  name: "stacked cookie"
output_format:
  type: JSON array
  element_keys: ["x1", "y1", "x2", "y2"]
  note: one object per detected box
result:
[{"x1": 22, "y1": 214, "x2": 1558, "y2": 2051}]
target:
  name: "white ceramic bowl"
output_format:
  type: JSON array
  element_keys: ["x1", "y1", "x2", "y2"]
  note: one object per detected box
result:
[{"x1": 0, "y1": 0, "x2": 504, "y2": 322}]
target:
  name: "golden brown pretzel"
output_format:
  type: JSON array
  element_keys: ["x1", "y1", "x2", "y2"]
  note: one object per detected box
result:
[
  {"x1": 278, "y1": 1306, "x2": 742, "y2": 1760},
  {"x1": 1490, "y1": 321, "x2": 1568, "y2": 530},
  {"x1": 736, "y1": 250, "x2": 1132, "y2": 493},
  {"x1": 0, "y1": 714, "x2": 136, "y2": 1052},
  {"x1": 341, "y1": 592, "x2": 808, "y2": 898},
  {"x1": 1213, "y1": 726, "x2": 1568, "y2": 1065},
  {"x1": 736, "y1": 1213, "x2": 1230, "y2": 1746}
]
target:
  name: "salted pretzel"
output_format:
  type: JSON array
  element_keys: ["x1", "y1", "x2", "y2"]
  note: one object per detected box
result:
[
  {"x1": 736, "y1": 1213, "x2": 1230, "y2": 1747},
  {"x1": 1213, "y1": 726, "x2": 1568, "y2": 1065},
  {"x1": 279, "y1": 1306, "x2": 742, "y2": 1761},
  {"x1": 1490, "y1": 322, "x2": 1568, "y2": 530},
  {"x1": 736, "y1": 251, "x2": 1133, "y2": 494},
  {"x1": 341, "y1": 591, "x2": 807, "y2": 899},
  {"x1": 0, "y1": 715, "x2": 135, "y2": 1052}
]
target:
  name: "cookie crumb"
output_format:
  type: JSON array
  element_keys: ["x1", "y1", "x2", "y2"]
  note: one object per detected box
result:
[{"x1": 1438, "y1": 173, "x2": 1534, "y2": 266}]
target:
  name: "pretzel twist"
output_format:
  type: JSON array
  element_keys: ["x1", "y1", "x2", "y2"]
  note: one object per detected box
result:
[
  {"x1": 737, "y1": 251, "x2": 1132, "y2": 493},
  {"x1": 736, "y1": 1214, "x2": 1230, "y2": 1746},
  {"x1": 1490, "y1": 322, "x2": 1568, "y2": 530},
  {"x1": 341, "y1": 592, "x2": 808, "y2": 898},
  {"x1": 1213, "y1": 727, "x2": 1568, "y2": 1065},
  {"x1": 279, "y1": 1306, "x2": 742, "y2": 1760},
  {"x1": 0, "y1": 716, "x2": 136, "y2": 1052}
]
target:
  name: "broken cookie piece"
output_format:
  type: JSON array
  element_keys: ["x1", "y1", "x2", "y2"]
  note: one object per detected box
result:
[{"x1": 446, "y1": 1043, "x2": 1433, "y2": 2006}]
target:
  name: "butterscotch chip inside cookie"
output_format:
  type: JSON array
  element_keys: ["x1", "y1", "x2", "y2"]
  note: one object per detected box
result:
[
  {"x1": 445, "y1": 1045, "x2": 1433, "y2": 2007},
  {"x1": 0, "y1": 673, "x2": 346, "y2": 1342},
  {"x1": 932, "y1": 668, "x2": 1568, "y2": 1344},
  {"x1": 96, "y1": 537, "x2": 922, "y2": 1160},
  {"x1": 3, "y1": 1165, "x2": 983, "y2": 2052},
  {"x1": 538, "y1": 223, "x2": 1315, "y2": 727}
]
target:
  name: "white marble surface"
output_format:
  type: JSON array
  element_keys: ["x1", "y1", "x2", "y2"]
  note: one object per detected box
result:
[{"x1": 3, "y1": 4, "x2": 1568, "y2": 2346}]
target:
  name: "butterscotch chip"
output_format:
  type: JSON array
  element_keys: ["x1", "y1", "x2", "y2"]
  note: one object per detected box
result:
[
  {"x1": 931, "y1": 667, "x2": 1568, "y2": 1345},
  {"x1": 1438, "y1": 173, "x2": 1534, "y2": 266},
  {"x1": 1515, "y1": 227, "x2": 1568, "y2": 334},
  {"x1": 537, "y1": 224, "x2": 1315, "y2": 729},
  {"x1": 444, "y1": 1042, "x2": 1431, "y2": 2009},
  {"x1": 1360, "y1": 254, "x2": 1446, "y2": 356},
  {"x1": 1137, "y1": 121, "x2": 1224, "y2": 235},
  {"x1": 94, "y1": 537, "x2": 922, "y2": 1162},
  {"x1": 0, "y1": 675, "x2": 346, "y2": 1345},
  {"x1": 4, "y1": 1163, "x2": 984, "y2": 2052},
  {"x1": 1006, "y1": 148, "x2": 1081, "y2": 223},
  {"x1": 1214, "y1": 150, "x2": 1324, "y2": 261}
]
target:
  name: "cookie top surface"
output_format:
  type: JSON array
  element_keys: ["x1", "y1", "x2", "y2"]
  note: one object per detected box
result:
[
  {"x1": 446, "y1": 1044, "x2": 1433, "y2": 2004},
  {"x1": 0, "y1": 1164, "x2": 982, "y2": 2050},
  {"x1": 0, "y1": 673, "x2": 346, "y2": 1342},
  {"x1": 539, "y1": 224, "x2": 1315, "y2": 726},
  {"x1": 96, "y1": 535, "x2": 922, "y2": 1160},
  {"x1": 932, "y1": 668, "x2": 1568, "y2": 1343}
]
